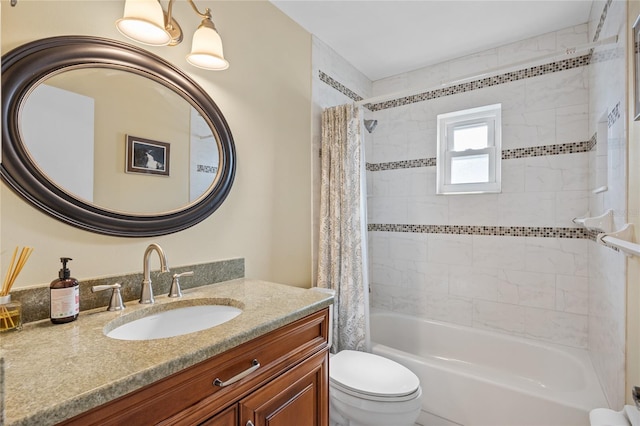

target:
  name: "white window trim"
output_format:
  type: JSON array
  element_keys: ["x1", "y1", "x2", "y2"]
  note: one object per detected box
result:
[{"x1": 436, "y1": 103, "x2": 502, "y2": 194}]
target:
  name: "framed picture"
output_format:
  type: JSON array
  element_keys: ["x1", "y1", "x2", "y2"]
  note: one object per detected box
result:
[
  {"x1": 125, "y1": 135, "x2": 170, "y2": 176},
  {"x1": 634, "y1": 14, "x2": 640, "y2": 120}
]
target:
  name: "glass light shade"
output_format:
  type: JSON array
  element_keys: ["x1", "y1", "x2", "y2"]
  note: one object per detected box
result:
[
  {"x1": 116, "y1": 0, "x2": 171, "y2": 46},
  {"x1": 186, "y1": 25, "x2": 229, "y2": 70}
]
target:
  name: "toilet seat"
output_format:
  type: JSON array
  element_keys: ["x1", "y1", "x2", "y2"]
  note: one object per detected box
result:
[
  {"x1": 330, "y1": 350, "x2": 420, "y2": 402},
  {"x1": 331, "y1": 380, "x2": 421, "y2": 402}
]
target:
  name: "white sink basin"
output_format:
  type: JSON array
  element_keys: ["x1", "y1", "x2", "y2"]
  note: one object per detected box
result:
[{"x1": 105, "y1": 304, "x2": 242, "y2": 341}]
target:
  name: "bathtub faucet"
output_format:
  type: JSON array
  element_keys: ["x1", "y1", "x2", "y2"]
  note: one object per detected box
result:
[{"x1": 139, "y1": 243, "x2": 170, "y2": 304}]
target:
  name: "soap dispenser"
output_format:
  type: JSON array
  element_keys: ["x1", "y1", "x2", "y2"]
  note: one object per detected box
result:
[{"x1": 50, "y1": 257, "x2": 80, "y2": 324}]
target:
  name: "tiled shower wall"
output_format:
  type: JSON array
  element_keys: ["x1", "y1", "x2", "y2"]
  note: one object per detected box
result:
[
  {"x1": 587, "y1": 0, "x2": 627, "y2": 410},
  {"x1": 312, "y1": 0, "x2": 628, "y2": 409},
  {"x1": 367, "y1": 23, "x2": 593, "y2": 348}
]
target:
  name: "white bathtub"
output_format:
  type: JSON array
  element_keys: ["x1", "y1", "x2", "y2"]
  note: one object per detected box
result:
[{"x1": 370, "y1": 310, "x2": 608, "y2": 426}]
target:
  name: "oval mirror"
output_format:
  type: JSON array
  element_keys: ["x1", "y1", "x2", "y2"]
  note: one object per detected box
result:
[{"x1": 1, "y1": 36, "x2": 236, "y2": 237}]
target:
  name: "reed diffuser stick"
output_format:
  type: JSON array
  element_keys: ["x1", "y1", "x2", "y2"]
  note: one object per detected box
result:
[
  {"x1": 1, "y1": 246, "x2": 33, "y2": 296},
  {"x1": 0, "y1": 246, "x2": 33, "y2": 331},
  {"x1": 1, "y1": 247, "x2": 18, "y2": 296}
]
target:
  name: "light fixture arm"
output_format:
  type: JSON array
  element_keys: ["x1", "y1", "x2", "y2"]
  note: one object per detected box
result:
[
  {"x1": 166, "y1": 0, "x2": 176, "y2": 28},
  {"x1": 187, "y1": 0, "x2": 217, "y2": 32},
  {"x1": 164, "y1": 0, "x2": 215, "y2": 41},
  {"x1": 187, "y1": 0, "x2": 212, "y2": 20}
]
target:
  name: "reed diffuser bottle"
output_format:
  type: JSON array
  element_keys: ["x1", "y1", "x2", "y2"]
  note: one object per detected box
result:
[
  {"x1": 0, "y1": 294, "x2": 21, "y2": 332},
  {"x1": 1, "y1": 246, "x2": 33, "y2": 332}
]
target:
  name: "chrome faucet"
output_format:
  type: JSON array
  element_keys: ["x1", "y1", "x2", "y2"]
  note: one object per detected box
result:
[{"x1": 140, "y1": 243, "x2": 169, "y2": 304}]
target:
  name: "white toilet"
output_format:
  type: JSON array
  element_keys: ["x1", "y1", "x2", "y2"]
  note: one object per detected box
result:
[
  {"x1": 329, "y1": 349, "x2": 422, "y2": 426},
  {"x1": 309, "y1": 286, "x2": 422, "y2": 425}
]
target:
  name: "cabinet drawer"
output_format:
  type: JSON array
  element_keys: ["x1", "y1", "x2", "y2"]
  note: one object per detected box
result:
[{"x1": 60, "y1": 308, "x2": 329, "y2": 426}]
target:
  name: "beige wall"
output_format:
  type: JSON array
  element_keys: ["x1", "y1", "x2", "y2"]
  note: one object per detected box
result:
[
  {"x1": 1, "y1": 0, "x2": 313, "y2": 289},
  {"x1": 628, "y1": 0, "x2": 640, "y2": 404}
]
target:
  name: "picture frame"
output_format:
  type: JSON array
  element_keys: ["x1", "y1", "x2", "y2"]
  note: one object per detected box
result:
[
  {"x1": 634, "y1": 14, "x2": 640, "y2": 120},
  {"x1": 125, "y1": 135, "x2": 170, "y2": 176}
]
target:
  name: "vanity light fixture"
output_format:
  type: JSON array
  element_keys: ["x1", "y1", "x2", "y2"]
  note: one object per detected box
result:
[{"x1": 116, "y1": 0, "x2": 229, "y2": 70}]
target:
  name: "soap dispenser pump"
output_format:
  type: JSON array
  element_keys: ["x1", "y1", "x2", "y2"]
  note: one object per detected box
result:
[{"x1": 50, "y1": 257, "x2": 80, "y2": 324}]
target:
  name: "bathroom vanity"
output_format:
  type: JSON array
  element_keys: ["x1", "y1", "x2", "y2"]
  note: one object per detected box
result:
[
  {"x1": 62, "y1": 309, "x2": 328, "y2": 425},
  {"x1": 0, "y1": 279, "x2": 332, "y2": 425}
]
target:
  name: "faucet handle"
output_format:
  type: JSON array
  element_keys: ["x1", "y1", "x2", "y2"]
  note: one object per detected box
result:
[
  {"x1": 91, "y1": 283, "x2": 125, "y2": 312},
  {"x1": 168, "y1": 271, "x2": 194, "y2": 298}
]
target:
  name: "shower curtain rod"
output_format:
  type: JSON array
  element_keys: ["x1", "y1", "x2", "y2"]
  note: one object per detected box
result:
[{"x1": 354, "y1": 35, "x2": 618, "y2": 107}]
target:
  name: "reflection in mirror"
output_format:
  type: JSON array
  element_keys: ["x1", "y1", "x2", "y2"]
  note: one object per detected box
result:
[
  {"x1": 190, "y1": 109, "x2": 219, "y2": 202},
  {"x1": 20, "y1": 68, "x2": 220, "y2": 215}
]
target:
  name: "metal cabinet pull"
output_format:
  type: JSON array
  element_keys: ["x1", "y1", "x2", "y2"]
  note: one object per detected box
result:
[
  {"x1": 246, "y1": 422, "x2": 255, "y2": 426},
  {"x1": 213, "y1": 359, "x2": 260, "y2": 387}
]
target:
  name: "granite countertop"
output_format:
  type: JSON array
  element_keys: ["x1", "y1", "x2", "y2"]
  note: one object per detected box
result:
[{"x1": 0, "y1": 279, "x2": 333, "y2": 426}]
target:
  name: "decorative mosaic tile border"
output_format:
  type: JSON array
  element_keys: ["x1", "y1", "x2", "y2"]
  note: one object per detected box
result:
[
  {"x1": 319, "y1": 70, "x2": 364, "y2": 103},
  {"x1": 608, "y1": 102, "x2": 621, "y2": 128},
  {"x1": 367, "y1": 136, "x2": 596, "y2": 171},
  {"x1": 320, "y1": 53, "x2": 590, "y2": 114},
  {"x1": 501, "y1": 139, "x2": 594, "y2": 159},
  {"x1": 593, "y1": 0, "x2": 613, "y2": 43},
  {"x1": 591, "y1": 47, "x2": 625, "y2": 65},
  {"x1": 367, "y1": 158, "x2": 435, "y2": 171},
  {"x1": 587, "y1": 132, "x2": 598, "y2": 151},
  {"x1": 365, "y1": 54, "x2": 591, "y2": 111},
  {"x1": 368, "y1": 223, "x2": 594, "y2": 239}
]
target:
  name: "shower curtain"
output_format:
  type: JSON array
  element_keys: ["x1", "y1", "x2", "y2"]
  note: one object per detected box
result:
[{"x1": 317, "y1": 103, "x2": 370, "y2": 353}]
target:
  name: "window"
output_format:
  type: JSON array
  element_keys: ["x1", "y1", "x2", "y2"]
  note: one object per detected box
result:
[{"x1": 436, "y1": 104, "x2": 502, "y2": 194}]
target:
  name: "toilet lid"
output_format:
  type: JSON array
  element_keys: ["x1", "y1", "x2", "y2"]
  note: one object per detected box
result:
[{"x1": 330, "y1": 350, "x2": 420, "y2": 398}]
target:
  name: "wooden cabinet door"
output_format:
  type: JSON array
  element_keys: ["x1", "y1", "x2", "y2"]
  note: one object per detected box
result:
[{"x1": 240, "y1": 350, "x2": 328, "y2": 426}]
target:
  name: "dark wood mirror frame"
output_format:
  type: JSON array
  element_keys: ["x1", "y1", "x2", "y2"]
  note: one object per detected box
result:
[{"x1": 1, "y1": 36, "x2": 236, "y2": 237}]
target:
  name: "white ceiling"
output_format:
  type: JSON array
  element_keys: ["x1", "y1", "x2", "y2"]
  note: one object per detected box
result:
[{"x1": 270, "y1": 0, "x2": 594, "y2": 81}]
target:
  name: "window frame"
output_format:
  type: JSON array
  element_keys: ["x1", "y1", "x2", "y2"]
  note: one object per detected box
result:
[{"x1": 436, "y1": 103, "x2": 502, "y2": 194}]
